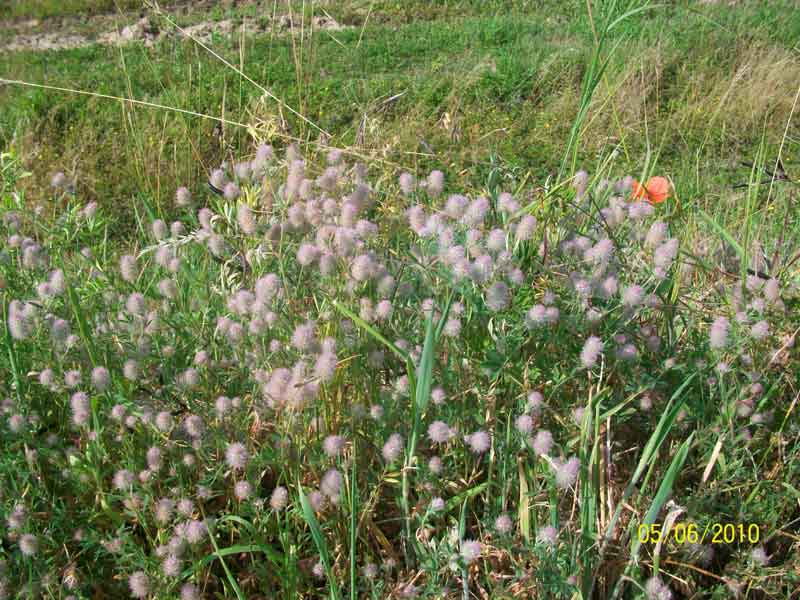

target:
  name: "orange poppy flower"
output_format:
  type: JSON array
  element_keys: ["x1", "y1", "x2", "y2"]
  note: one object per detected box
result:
[{"x1": 631, "y1": 176, "x2": 670, "y2": 204}]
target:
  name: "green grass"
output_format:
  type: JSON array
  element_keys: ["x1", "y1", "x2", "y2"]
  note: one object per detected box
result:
[
  {"x1": 2, "y1": 0, "x2": 142, "y2": 20},
  {"x1": 2, "y1": 1, "x2": 800, "y2": 597},
  {"x1": 1, "y1": 0, "x2": 799, "y2": 231}
]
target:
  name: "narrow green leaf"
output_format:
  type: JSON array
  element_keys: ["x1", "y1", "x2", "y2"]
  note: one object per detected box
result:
[
  {"x1": 184, "y1": 543, "x2": 283, "y2": 577},
  {"x1": 602, "y1": 373, "x2": 695, "y2": 548},
  {"x1": 696, "y1": 209, "x2": 744, "y2": 261},
  {"x1": 66, "y1": 282, "x2": 98, "y2": 367},
  {"x1": 350, "y1": 440, "x2": 358, "y2": 600},
  {"x1": 611, "y1": 434, "x2": 694, "y2": 599},
  {"x1": 446, "y1": 483, "x2": 489, "y2": 512},
  {"x1": 415, "y1": 314, "x2": 436, "y2": 413},
  {"x1": 781, "y1": 482, "x2": 800, "y2": 501},
  {"x1": 332, "y1": 299, "x2": 409, "y2": 364},
  {"x1": 205, "y1": 520, "x2": 246, "y2": 600},
  {"x1": 518, "y1": 462, "x2": 531, "y2": 542},
  {"x1": 298, "y1": 480, "x2": 341, "y2": 600}
]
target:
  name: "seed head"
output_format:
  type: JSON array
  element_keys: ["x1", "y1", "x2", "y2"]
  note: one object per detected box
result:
[
  {"x1": 654, "y1": 238, "x2": 678, "y2": 271},
  {"x1": 580, "y1": 336, "x2": 604, "y2": 369},
  {"x1": 175, "y1": 187, "x2": 192, "y2": 207},
  {"x1": 428, "y1": 456, "x2": 443, "y2": 474},
  {"x1": 113, "y1": 469, "x2": 135, "y2": 491},
  {"x1": 155, "y1": 411, "x2": 173, "y2": 432},
  {"x1": 399, "y1": 172, "x2": 416, "y2": 195},
  {"x1": 515, "y1": 414, "x2": 534, "y2": 434},
  {"x1": 527, "y1": 391, "x2": 544, "y2": 413},
  {"x1": 465, "y1": 430, "x2": 491, "y2": 454},
  {"x1": 536, "y1": 525, "x2": 558, "y2": 545},
  {"x1": 554, "y1": 456, "x2": 580, "y2": 489},
  {"x1": 119, "y1": 255, "x2": 138, "y2": 283},
  {"x1": 584, "y1": 238, "x2": 614, "y2": 265},
  {"x1": 64, "y1": 369, "x2": 81, "y2": 388},
  {"x1": 709, "y1": 317, "x2": 730, "y2": 349},
  {"x1": 225, "y1": 443, "x2": 249, "y2": 471},
  {"x1": 297, "y1": 243, "x2": 320, "y2": 266},
  {"x1": 532, "y1": 430, "x2": 553, "y2": 456},
  {"x1": 154, "y1": 498, "x2": 175, "y2": 524},
  {"x1": 382, "y1": 433, "x2": 404, "y2": 463},
  {"x1": 485, "y1": 281, "x2": 510, "y2": 312},
  {"x1": 498, "y1": 192, "x2": 519, "y2": 214},
  {"x1": 51, "y1": 171, "x2": 67, "y2": 189},
  {"x1": 180, "y1": 583, "x2": 201, "y2": 600},
  {"x1": 494, "y1": 514, "x2": 513, "y2": 534},
  {"x1": 463, "y1": 197, "x2": 490, "y2": 227},
  {"x1": 621, "y1": 285, "x2": 644, "y2": 308},
  {"x1": 323, "y1": 435, "x2": 346, "y2": 457},
  {"x1": 321, "y1": 468, "x2": 343, "y2": 499},
  {"x1": 750, "y1": 320, "x2": 769, "y2": 340},
  {"x1": 645, "y1": 221, "x2": 668, "y2": 248},
  {"x1": 270, "y1": 486, "x2": 289, "y2": 511},
  {"x1": 426, "y1": 170, "x2": 444, "y2": 197},
  {"x1": 291, "y1": 321, "x2": 317, "y2": 353},
  {"x1": 126, "y1": 292, "x2": 146, "y2": 316},
  {"x1": 185, "y1": 520, "x2": 207, "y2": 544},
  {"x1": 70, "y1": 392, "x2": 90, "y2": 427},
  {"x1": 234, "y1": 480, "x2": 252, "y2": 501},
  {"x1": 764, "y1": 278, "x2": 780, "y2": 303},
  {"x1": 430, "y1": 497, "x2": 445, "y2": 511},
  {"x1": 237, "y1": 204, "x2": 257, "y2": 234},
  {"x1": 183, "y1": 415, "x2": 204, "y2": 439},
  {"x1": 645, "y1": 577, "x2": 673, "y2": 600},
  {"x1": 427, "y1": 420, "x2": 454, "y2": 444},
  {"x1": 91, "y1": 366, "x2": 110, "y2": 392},
  {"x1": 350, "y1": 254, "x2": 374, "y2": 282},
  {"x1": 460, "y1": 540, "x2": 481, "y2": 564},
  {"x1": 128, "y1": 572, "x2": 150, "y2": 599},
  {"x1": 19, "y1": 533, "x2": 38, "y2": 557},
  {"x1": 146, "y1": 447, "x2": 163, "y2": 471},
  {"x1": 152, "y1": 219, "x2": 168, "y2": 241}
]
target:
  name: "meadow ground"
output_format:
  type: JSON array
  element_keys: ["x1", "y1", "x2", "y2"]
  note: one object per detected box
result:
[{"x1": 1, "y1": 0, "x2": 800, "y2": 598}]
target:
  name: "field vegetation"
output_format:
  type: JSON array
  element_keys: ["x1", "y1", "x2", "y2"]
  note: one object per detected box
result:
[{"x1": 1, "y1": 0, "x2": 799, "y2": 598}]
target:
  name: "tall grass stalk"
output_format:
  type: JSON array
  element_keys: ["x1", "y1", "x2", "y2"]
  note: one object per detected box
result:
[{"x1": 558, "y1": 0, "x2": 655, "y2": 182}]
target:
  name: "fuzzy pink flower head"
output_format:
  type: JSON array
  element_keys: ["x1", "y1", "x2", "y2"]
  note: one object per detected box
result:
[
  {"x1": 399, "y1": 172, "x2": 416, "y2": 195},
  {"x1": 270, "y1": 486, "x2": 289, "y2": 511},
  {"x1": 554, "y1": 456, "x2": 580, "y2": 489},
  {"x1": 180, "y1": 583, "x2": 201, "y2": 600},
  {"x1": 536, "y1": 525, "x2": 558, "y2": 546},
  {"x1": 19, "y1": 533, "x2": 38, "y2": 556},
  {"x1": 225, "y1": 442, "x2": 249, "y2": 471},
  {"x1": 515, "y1": 414, "x2": 534, "y2": 435},
  {"x1": 427, "y1": 420, "x2": 454, "y2": 444},
  {"x1": 382, "y1": 433, "x2": 404, "y2": 463},
  {"x1": 580, "y1": 336, "x2": 604, "y2": 369},
  {"x1": 321, "y1": 468, "x2": 343, "y2": 499},
  {"x1": 645, "y1": 576, "x2": 673, "y2": 600},
  {"x1": 532, "y1": 429, "x2": 554, "y2": 456},
  {"x1": 322, "y1": 435, "x2": 346, "y2": 457},
  {"x1": 495, "y1": 514, "x2": 514, "y2": 535},
  {"x1": 485, "y1": 281, "x2": 510, "y2": 312},
  {"x1": 498, "y1": 192, "x2": 519, "y2": 214},
  {"x1": 128, "y1": 571, "x2": 150, "y2": 599},
  {"x1": 709, "y1": 317, "x2": 730, "y2": 349},
  {"x1": 460, "y1": 539, "x2": 482, "y2": 564},
  {"x1": 234, "y1": 480, "x2": 252, "y2": 501},
  {"x1": 465, "y1": 430, "x2": 491, "y2": 454}
]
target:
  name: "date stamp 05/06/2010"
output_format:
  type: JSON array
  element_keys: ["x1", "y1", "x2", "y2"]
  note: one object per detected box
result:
[{"x1": 636, "y1": 522, "x2": 762, "y2": 545}]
